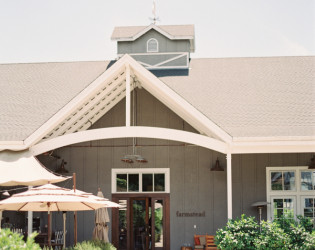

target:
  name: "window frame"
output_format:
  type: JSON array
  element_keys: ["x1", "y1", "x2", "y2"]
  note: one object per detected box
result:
[
  {"x1": 266, "y1": 166, "x2": 312, "y2": 221},
  {"x1": 147, "y1": 38, "x2": 159, "y2": 53},
  {"x1": 112, "y1": 168, "x2": 170, "y2": 193}
]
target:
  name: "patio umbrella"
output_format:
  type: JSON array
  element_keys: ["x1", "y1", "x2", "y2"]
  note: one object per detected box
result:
[
  {"x1": 0, "y1": 150, "x2": 68, "y2": 186},
  {"x1": 92, "y1": 189, "x2": 110, "y2": 242},
  {"x1": 0, "y1": 184, "x2": 119, "y2": 248}
]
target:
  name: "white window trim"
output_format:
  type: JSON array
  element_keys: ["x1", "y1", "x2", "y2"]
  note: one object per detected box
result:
[
  {"x1": 112, "y1": 168, "x2": 170, "y2": 193},
  {"x1": 266, "y1": 166, "x2": 312, "y2": 221},
  {"x1": 147, "y1": 38, "x2": 159, "y2": 53}
]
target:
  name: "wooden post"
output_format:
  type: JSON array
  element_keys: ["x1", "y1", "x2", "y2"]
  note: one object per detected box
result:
[
  {"x1": 227, "y1": 153, "x2": 232, "y2": 219},
  {"x1": 125, "y1": 64, "x2": 131, "y2": 127},
  {"x1": 48, "y1": 203, "x2": 51, "y2": 248},
  {"x1": 73, "y1": 173, "x2": 77, "y2": 246}
]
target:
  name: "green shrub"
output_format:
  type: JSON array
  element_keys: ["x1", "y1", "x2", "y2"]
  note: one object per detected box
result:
[
  {"x1": 66, "y1": 240, "x2": 116, "y2": 250},
  {"x1": 0, "y1": 228, "x2": 41, "y2": 250},
  {"x1": 215, "y1": 214, "x2": 315, "y2": 250},
  {"x1": 215, "y1": 214, "x2": 259, "y2": 249},
  {"x1": 253, "y1": 220, "x2": 290, "y2": 249},
  {"x1": 304, "y1": 231, "x2": 315, "y2": 250},
  {"x1": 297, "y1": 215, "x2": 314, "y2": 233}
]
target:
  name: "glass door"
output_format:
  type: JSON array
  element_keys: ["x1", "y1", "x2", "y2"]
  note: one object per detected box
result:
[
  {"x1": 131, "y1": 198, "x2": 151, "y2": 250},
  {"x1": 112, "y1": 194, "x2": 170, "y2": 250}
]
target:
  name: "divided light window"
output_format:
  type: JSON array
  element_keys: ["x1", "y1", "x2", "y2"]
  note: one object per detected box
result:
[
  {"x1": 147, "y1": 38, "x2": 158, "y2": 52},
  {"x1": 112, "y1": 168, "x2": 169, "y2": 193},
  {"x1": 267, "y1": 167, "x2": 315, "y2": 226}
]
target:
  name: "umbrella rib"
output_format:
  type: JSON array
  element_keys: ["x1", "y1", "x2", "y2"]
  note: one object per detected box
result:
[
  {"x1": 82, "y1": 202, "x2": 97, "y2": 210},
  {"x1": 56, "y1": 203, "x2": 61, "y2": 212},
  {"x1": 17, "y1": 203, "x2": 28, "y2": 211}
]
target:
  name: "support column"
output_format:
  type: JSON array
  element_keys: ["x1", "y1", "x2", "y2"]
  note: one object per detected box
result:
[
  {"x1": 28, "y1": 186, "x2": 33, "y2": 237},
  {"x1": 227, "y1": 153, "x2": 232, "y2": 219},
  {"x1": 125, "y1": 64, "x2": 131, "y2": 127}
]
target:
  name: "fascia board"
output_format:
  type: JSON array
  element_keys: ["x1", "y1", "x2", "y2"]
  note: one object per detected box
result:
[
  {"x1": 23, "y1": 56, "x2": 130, "y2": 149},
  {"x1": 0, "y1": 141, "x2": 26, "y2": 151},
  {"x1": 231, "y1": 140, "x2": 315, "y2": 154},
  {"x1": 233, "y1": 136, "x2": 315, "y2": 142}
]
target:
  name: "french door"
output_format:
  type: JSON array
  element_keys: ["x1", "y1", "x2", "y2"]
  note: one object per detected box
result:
[{"x1": 112, "y1": 194, "x2": 170, "y2": 250}]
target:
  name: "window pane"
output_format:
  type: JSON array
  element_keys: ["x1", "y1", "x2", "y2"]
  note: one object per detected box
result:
[
  {"x1": 304, "y1": 198, "x2": 314, "y2": 208},
  {"x1": 283, "y1": 172, "x2": 295, "y2": 190},
  {"x1": 154, "y1": 174, "x2": 165, "y2": 191},
  {"x1": 118, "y1": 200, "x2": 127, "y2": 250},
  {"x1": 274, "y1": 199, "x2": 283, "y2": 209},
  {"x1": 142, "y1": 174, "x2": 153, "y2": 191},
  {"x1": 304, "y1": 208, "x2": 314, "y2": 218},
  {"x1": 301, "y1": 171, "x2": 313, "y2": 190},
  {"x1": 128, "y1": 174, "x2": 139, "y2": 192},
  {"x1": 117, "y1": 174, "x2": 127, "y2": 192},
  {"x1": 271, "y1": 172, "x2": 283, "y2": 190},
  {"x1": 154, "y1": 200, "x2": 163, "y2": 248}
]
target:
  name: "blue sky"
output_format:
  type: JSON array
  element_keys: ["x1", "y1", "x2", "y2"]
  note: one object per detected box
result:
[{"x1": 0, "y1": 0, "x2": 314, "y2": 63}]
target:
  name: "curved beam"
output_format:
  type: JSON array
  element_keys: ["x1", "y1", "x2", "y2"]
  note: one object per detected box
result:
[{"x1": 30, "y1": 126, "x2": 227, "y2": 156}]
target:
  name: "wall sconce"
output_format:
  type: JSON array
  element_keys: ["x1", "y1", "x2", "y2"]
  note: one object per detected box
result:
[
  {"x1": 309, "y1": 155, "x2": 315, "y2": 169},
  {"x1": 55, "y1": 160, "x2": 69, "y2": 174},
  {"x1": 211, "y1": 158, "x2": 224, "y2": 171}
]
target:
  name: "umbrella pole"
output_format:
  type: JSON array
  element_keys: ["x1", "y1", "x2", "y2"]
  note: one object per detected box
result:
[
  {"x1": 63, "y1": 212, "x2": 66, "y2": 248},
  {"x1": 48, "y1": 203, "x2": 51, "y2": 249},
  {"x1": 73, "y1": 173, "x2": 77, "y2": 246}
]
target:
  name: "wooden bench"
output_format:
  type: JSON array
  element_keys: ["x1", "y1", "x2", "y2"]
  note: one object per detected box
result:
[{"x1": 194, "y1": 234, "x2": 217, "y2": 250}]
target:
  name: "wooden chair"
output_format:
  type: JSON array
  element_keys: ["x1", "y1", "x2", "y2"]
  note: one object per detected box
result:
[{"x1": 205, "y1": 235, "x2": 217, "y2": 250}]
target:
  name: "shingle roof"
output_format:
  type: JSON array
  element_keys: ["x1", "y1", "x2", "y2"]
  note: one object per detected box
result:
[
  {"x1": 111, "y1": 24, "x2": 195, "y2": 40},
  {"x1": 0, "y1": 56, "x2": 314, "y2": 141},
  {"x1": 0, "y1": 61, "x2": 110, "y2": 141},
  {"x1": 160, "y1": 56, "x2": 315, "y2": 137}
]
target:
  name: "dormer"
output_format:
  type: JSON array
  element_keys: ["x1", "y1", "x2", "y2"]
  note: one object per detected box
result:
[{"x1": 111, "y1": 24, "x2": 195, "y2": 70}]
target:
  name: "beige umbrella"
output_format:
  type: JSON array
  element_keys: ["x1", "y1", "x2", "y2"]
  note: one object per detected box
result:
[
  {"x1": 92, "y1": 189, "x2": 110, "y2": 242},
  {"x1": 0, "y1": 184, "x2": 119, "y2": 248}
]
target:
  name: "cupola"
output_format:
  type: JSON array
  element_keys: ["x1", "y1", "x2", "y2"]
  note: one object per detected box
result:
[{"x1": 111, "y1": 24, "x2": 195, "y2": 70}]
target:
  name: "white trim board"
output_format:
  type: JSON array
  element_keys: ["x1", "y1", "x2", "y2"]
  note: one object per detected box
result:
[{"x1": 29, "y1": 126, "x2": 228, "y2": 156}]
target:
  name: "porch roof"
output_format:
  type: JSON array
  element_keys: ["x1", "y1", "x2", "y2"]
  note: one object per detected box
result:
[{"x1": 0, "y1": 56, "x2": 314, "y2": 148}]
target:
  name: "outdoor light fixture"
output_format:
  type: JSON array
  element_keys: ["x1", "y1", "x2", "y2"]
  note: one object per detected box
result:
[
  {"x1": 55, "y1": 159, "x2": 69, "y2": 174},
  {"x1": 308, "y1": 155, "x2": 315, "y2": 169},
  {"x1": 211, "y1": 157, "x2": 224, "y2": 171},
  {"x1": 121, "y1": 154, "x2": 148, "y2": 163}
]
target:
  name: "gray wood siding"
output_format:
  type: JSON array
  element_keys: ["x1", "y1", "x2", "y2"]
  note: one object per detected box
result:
[
  {"x1": 117, "y1": 29, "x2": 190, "y2": 54},
  {"x1": 34, "y1": 89, "x2": 313, "y2": 249}
]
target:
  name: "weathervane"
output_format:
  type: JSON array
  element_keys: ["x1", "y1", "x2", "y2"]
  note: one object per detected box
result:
[{"x1": 150, "y1": 0, "x2": 160, "y2": 24}]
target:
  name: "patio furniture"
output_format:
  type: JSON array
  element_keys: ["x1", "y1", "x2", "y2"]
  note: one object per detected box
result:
[{"x1": 194, "y1": 234, "x2": 217, "y2": 250}]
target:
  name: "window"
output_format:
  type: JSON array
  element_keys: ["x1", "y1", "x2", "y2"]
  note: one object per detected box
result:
[
  {"x1": 301, "y1": 170, "x2": 315, "y2": 191},
  {"x1": 147, "y1": 38, "x2": 158, "y2": 52},
  {"x1": 271, "y1": 171, "x2": 295, "y2": 190},
  {"x1": 267, "y1": 167, "x2": 315, "y2": 223},
  {"x1": 272, "y1": 198, "x2": 295, "y2": 220},
  {"x1": 112, "y1": 168, "x2": 169, "y2": 193}
]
